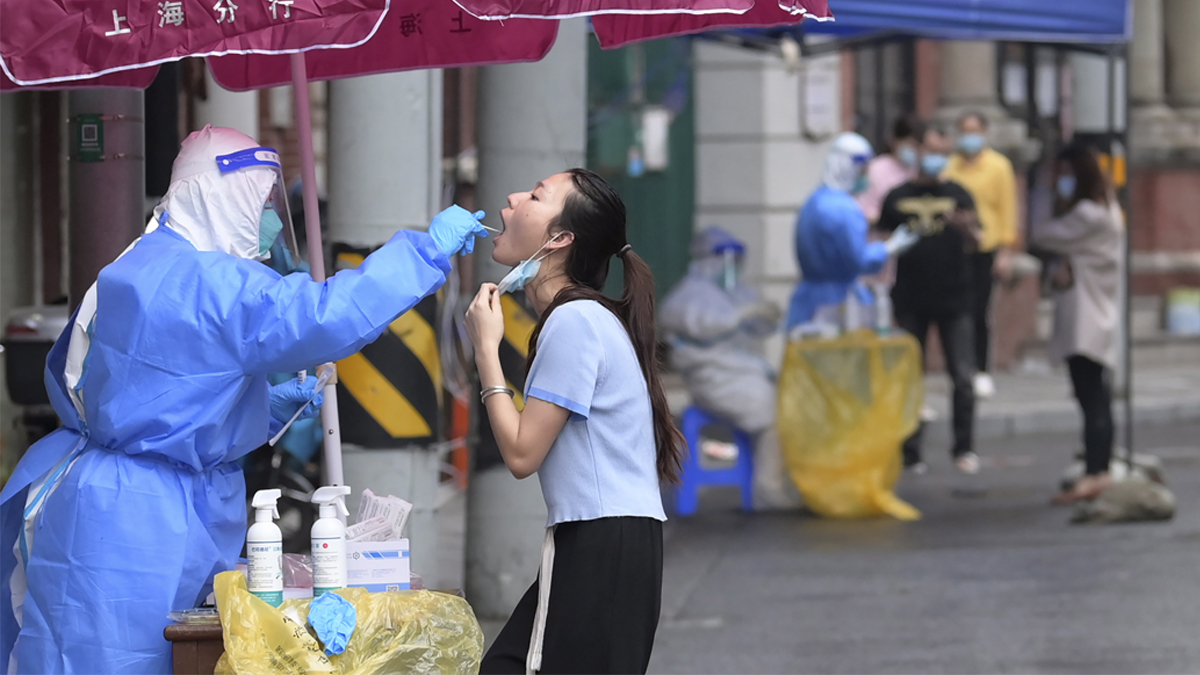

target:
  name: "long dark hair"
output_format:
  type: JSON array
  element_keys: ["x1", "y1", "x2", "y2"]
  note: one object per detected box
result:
[
  {"x1": 1057, "y1": 141, "x2": 1111, "y2": 214},
  {"x1": 524, "y1": 169, "x2": 685, "y2": 484}
]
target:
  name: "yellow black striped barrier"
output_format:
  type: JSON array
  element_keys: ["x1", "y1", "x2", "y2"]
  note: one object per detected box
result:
[
  {"x1": 499, "y1": 294, "x2": 537, "y2": 410},
  {"x1": 332, "y1": 247, "x2": 442, "y2": 447},
  {"x1": 474, "y1": 293, "x2": 538, "y2": 471}
]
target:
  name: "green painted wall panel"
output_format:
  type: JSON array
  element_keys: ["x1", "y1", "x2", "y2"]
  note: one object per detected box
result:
[{"x1": 587, "y1": 38, "x2": 695, "y2": 301}]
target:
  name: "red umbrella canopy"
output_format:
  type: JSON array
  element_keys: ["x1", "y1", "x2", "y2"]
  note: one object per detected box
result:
[
  {"x1": 1, "y1": 0, "x2": 832, "y2": 91},
  {"x1": 207, "y1": 0, "x2": 830, "y2": 90},
  {"x1": 209, "y1": 0, "x2": 557, "y2": 90},
  {"x1": 451, "y1": 0, "x2": 754, "y2": 20},
  {"x1": 0, "y1": 68, "x2": 158, "y2": 91},
  {"x1": 593, "y1": 0, "x2": 831, "y2": 48},
  {"x1": 0, "y1": 0, "x2": 389, "y2": 86}
]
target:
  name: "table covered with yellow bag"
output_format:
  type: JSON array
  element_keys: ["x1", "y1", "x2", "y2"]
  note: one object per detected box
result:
[{"x1": 167, "y1": 571, "x2": 484, "y2": 675}]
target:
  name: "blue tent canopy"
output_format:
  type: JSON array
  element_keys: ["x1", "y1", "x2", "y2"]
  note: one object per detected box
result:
[
  {"x1": 809, "y1": 0, "x2": 1131, "y2": 44},
  {"x1": 725, "y1": 0, "x2": 1130, "y2": 46}
]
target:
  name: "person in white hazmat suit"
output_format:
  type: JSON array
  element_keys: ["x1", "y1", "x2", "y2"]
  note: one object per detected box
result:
[
  {"x1": 0, "y1": 126, "x2": 487, "y2": 674},
  {"x1": 660, "y1": 227, "x2": 800, "y2": 510}
]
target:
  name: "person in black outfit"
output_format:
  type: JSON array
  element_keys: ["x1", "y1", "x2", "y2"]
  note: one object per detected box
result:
[{"x1": 878, "y1": 125, "x2": 982, "y2": 474}]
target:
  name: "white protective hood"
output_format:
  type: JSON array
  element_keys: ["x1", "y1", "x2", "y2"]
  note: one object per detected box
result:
[
  {"x1": 65, "y1": 126, "x2": 276, "y2": 422},
  {"x1": 822, "y1": 132, "x2": 875, "y2": 193},
  {"x1": 154, "y1": 125, "x2": 278, "y2": 258}
]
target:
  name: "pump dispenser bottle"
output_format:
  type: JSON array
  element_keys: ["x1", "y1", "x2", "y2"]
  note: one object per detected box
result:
[
  {"x1": 311, "y1": 485, "x2": 352, "y2": 598},
  {"x1": 248, "y1": 489, "x2": 284, "y2": 607}
]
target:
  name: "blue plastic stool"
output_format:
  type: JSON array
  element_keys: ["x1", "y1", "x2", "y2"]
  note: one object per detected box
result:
[{"x1": 675, "y1": 407, "x2": 755, "y2": 516}]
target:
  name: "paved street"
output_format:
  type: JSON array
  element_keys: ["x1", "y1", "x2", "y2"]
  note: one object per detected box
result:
[{"x1": 648, "y1": 422, "x2": 1200, "y2": 674}]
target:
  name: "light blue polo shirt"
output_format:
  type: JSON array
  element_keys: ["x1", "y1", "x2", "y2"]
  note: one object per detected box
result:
[{"x1": 526, "y1": 299, "x2": 667, "y2": 527}]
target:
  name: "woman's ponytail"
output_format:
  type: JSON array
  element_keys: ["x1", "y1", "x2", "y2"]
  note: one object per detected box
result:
[{"x1": 617, "y1": 249, "x2": 685, "y2": 483}]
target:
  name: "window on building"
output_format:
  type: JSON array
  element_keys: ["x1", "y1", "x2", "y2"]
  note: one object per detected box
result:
[
  {"x1": 853, "y1": 40, "x2": 915, "y2": 152},
  {"x1": 997, "y1": 43, "x2": 1063, "y2": 127}
]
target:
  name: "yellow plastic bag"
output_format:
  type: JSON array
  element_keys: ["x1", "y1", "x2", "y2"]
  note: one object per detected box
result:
[
  {"x1": 777, "y1": 330, "x2": 924, "y2": 520},
  {"x1": 213, "y1": 572, "x2": 484, "y2": 675}
]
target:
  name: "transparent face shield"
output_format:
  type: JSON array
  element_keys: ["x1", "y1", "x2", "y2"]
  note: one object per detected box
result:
[
  {"x1": 262, "y1": 179, "x2": 302, "y2": 275},
  {"x1": 713, "y1": 243, "x2": 745, "y2": 292},
  {"x1": 216, "y1": 147, "x2": 302, "y2": 275}
]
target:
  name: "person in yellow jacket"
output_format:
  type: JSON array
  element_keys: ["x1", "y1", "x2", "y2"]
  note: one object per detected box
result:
[{"x1": 944, "y1": 111, "x2": 1018, "y2": 400}]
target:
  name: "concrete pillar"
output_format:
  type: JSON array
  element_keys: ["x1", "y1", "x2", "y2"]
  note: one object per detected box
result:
[
  {"x1": 1164, "y1": 0, "x2": 1200, "y2": 111},
  {"x1": 0, "y1": 93, "x2": 37, "y2": 466},
  {"x1": 473, "y1": 20, "x2": 588, "y2": 285},
  {"x1": 466, "y1": 18, "x2": 587, "y2": 620},
  {"x1": 937, "y1": 41, "x2": 1027, "y2": 152},
  {"x1": 1131, "y1": 0, "x2": 1167, "y2": 107},
  {"x1": 693, "y1": 41, "x2": 837, "y2": 366},
  {"x1": 330, "y1": 72, "x2": 441, "y2": 244},
  {"x1": 196, "y1": 67, "x2": 259, "y2": 138},
  {"x1": 67, "y1": 90, "x2": 145, "y2": 308},
  {"x1": 1164, "y1": 0, "x2": 1200, "y2": 151},
  {"x1": 1130, "y1": 0, "x2": 1177, "y2": 157},
  {"x1": 327, "y1": 70, "x2": 445, "y2": 584}
]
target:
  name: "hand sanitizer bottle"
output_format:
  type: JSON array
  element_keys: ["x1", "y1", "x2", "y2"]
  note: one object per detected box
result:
[
  {"x1": 248, "y1": 489, "x2": 283, "y2": 607},
  {"x1": 311, "y1": 485, "x2": 352, "y2": 598},
  {"x1": 874, "y1": 284, "x2": 893, "y2": 335}
]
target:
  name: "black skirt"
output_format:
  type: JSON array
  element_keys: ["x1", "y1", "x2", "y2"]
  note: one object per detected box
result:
[{"x1": 480, "y1": 516, "x2": 664, "y2": 675}]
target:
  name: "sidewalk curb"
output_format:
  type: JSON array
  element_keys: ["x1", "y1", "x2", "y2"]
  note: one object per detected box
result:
[{"x1": 926, "y1": 398, "x2": 1200, "y2": 442}]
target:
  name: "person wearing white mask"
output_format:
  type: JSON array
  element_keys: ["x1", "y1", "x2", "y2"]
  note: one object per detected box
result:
[
  {"x1": 944, "y1": 111, "x2": 1020, "y2": 399},
  {"x1": 856, "y1": 116, "x2": 924, "y2": 225},
  {"x1": 787, "y1": 132, "x2": 919, "y2": 331},
  {"x1": 465, "y1": 169, "x2": 676, "y2": 674},
  {"x1": 0, "y1": 126, "x2": 487, "y2": 674},
  {"x1": 878, "y1": 125, "x2": 982, "y2": 475},
  {"x1": 1032, "y1": 143, "x2": 1123, "y2": 503}
]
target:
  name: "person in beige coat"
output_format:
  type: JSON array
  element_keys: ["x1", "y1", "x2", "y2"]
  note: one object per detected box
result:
[{"x1": 1032, "y1": 142, "x2": 1124, "y2": 503}]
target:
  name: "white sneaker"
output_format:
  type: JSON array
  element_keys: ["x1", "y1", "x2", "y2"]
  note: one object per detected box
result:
[
  {"x1": 905, "y1": 461, "x2": 929, "y2": 476},
  {"x1": 973, "y1": 372, "x2": 996, "y2": 399},
  {"x1": 955, "y1": 452, "x2": 982, "y2": 475},
  {"x1": 700, "y1": 439, "x2": 739, "y2": 462}
]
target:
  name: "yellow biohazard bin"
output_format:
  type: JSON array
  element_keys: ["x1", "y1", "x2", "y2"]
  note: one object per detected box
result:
[
  {"x1": 777, "y1": 329, "x2": 924, "y2": 520},
  {"x1": 210, "y1": 572, "x2": 484, "y2": 675}
]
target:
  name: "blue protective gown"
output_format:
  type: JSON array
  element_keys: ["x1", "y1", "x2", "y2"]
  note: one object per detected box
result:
[
  {"x1": 786, "y1": 185, "x2": 889, "y2": 329},
  {"x1": 0, "y1": 224, "x2": 450, "y2": 674}
]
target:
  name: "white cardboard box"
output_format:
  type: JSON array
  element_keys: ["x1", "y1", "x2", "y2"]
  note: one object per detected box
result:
[{"x1": 347, "y1": 539, "x2": 410, "y2": 592}]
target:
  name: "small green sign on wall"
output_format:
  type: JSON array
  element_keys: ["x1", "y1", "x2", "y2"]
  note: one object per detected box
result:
[{"x1": 76, "y1": 114, "x2": 104, "y2": 162}]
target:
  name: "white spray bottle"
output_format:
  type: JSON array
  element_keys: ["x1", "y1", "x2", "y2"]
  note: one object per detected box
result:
[
  {"x1": 311, "y1": 485, "x2": 352, "y2": 598},
  {"x1": 248, "y1": 489, "x2": 284, "y2": 607}
]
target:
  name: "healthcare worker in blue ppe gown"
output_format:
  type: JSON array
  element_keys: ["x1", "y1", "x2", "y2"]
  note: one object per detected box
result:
[
  {"x1": 787, "y1": 132, "x2": 918, "y2": 331},
  {"x1": 0, "y1": 126, "x2": 488, "y2": 674}
]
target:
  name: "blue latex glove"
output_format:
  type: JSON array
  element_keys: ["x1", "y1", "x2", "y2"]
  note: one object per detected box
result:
[
  {"x1": 268, "y1": 377, "x2": 323, "y2": 425},
  {"x1": 308, "y1": 591, "x2": 357, "y2": 656},
  {"x1": 430, "y1": 205, "x2": 488, "y2": 257},
  {"x1": 884, "y1": 225, "x2": 921, "y2": 257}
]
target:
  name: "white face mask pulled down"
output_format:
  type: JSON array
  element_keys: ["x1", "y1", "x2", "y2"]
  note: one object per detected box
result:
[{"x1": 496, "y1": 233, "x2": 564, "y2": 295}]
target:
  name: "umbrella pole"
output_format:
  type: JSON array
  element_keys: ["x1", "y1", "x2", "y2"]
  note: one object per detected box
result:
[{"x1": 291, "y1": 53, "x2": 345, "y2": 489}]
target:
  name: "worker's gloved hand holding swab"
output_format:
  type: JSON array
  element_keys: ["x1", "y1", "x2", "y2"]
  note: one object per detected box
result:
[
  {"x1": 269, "y1": 369, "x2": 332, "y2": 446},
  {"x1": 430, "y1": 205, "x2": 490, "y2": 257}
]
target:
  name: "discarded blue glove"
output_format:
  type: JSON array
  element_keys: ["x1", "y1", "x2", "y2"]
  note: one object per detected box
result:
[
  {"x1": 308, "y1": 591, "x2": 357, "y2": 656},
  {"x1": 430, "y1": 205, "x2": 488, "y2": 257},
  {"x1": 268, "y1": 377, "x2": 323, "y2": 425}
]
